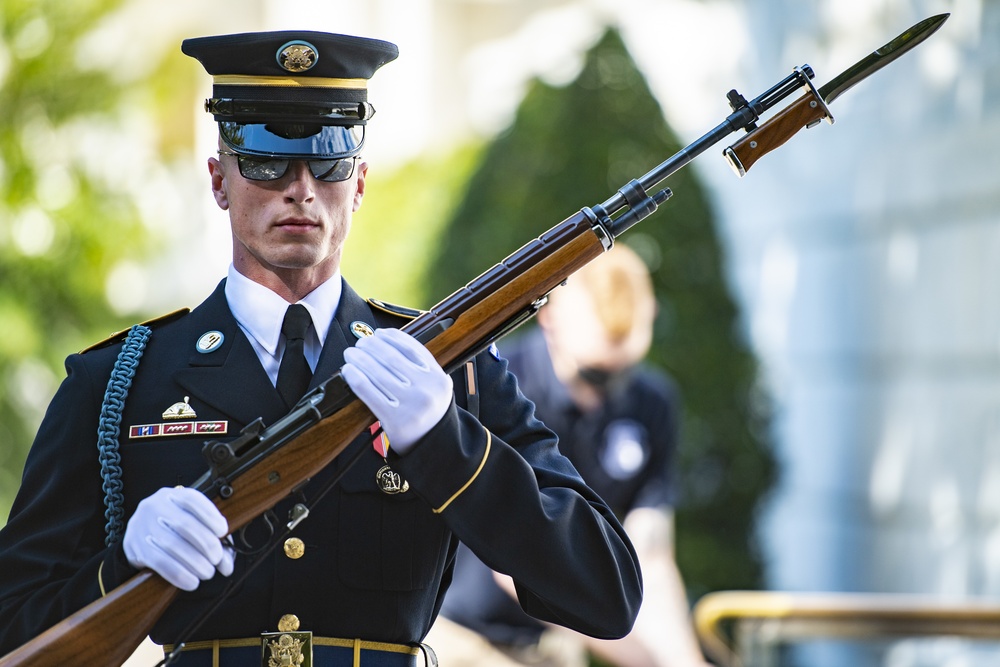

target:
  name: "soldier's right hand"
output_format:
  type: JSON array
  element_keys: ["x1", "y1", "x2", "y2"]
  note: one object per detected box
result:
[{"x1": 123, "y1": 486, "x2": 234, "y2": 591}]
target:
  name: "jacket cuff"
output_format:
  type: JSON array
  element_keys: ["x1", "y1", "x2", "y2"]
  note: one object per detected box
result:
[{"x1": 392, "y1": 403, "x2": 492, "y2": 511}]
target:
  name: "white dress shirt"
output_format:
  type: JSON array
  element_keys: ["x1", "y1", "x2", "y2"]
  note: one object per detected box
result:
[{"x1": 224, "y1": 264, "x2": 342, "y2": 386}]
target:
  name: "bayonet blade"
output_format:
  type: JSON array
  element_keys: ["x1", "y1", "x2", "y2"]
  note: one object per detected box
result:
[
  {"x1": 819, "y1": 13, "x2": 949, "y2": 104},
  {"x1": 723, "y1": 13, "x2": 949, "y2": 177}
]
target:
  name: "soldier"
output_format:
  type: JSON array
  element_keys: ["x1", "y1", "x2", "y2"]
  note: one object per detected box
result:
[{"x1": 0, "y1": 31, "x2": 642, "y2": 666}]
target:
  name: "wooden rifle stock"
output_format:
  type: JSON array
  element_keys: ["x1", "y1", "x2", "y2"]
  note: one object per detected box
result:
[
  {"x1": 0, "y1": 210, "x2": 608, "y2": 667},
  {"x1": 0, "y1": 573, "x2": 176, "y2": 667}
]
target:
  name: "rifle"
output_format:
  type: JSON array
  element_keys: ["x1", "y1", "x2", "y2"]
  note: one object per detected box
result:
[{"x1": 0, "y1": 14, "x2": 946, "y2": 667}]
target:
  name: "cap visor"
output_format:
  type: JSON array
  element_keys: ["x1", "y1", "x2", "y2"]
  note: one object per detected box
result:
[{"x1": 220, "y1": 122, "x2": 364, "y2": 158}]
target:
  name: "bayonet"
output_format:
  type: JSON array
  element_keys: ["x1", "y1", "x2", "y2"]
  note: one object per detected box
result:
[{"x1": 724, "y1": 13, "x2": 949, "y2": 176}]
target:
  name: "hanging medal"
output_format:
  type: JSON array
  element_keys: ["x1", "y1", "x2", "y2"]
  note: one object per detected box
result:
[{"x1": 370, "y1": 422, "x2": 409, "y2": 494}]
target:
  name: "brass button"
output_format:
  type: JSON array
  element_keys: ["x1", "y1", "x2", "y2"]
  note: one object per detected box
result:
[
  {"x1": 283, "y1": 537, "x2": 305, "y2": 559},
  {"x1": 277, "y1": 614, "x2": 300, "y2": 632}
]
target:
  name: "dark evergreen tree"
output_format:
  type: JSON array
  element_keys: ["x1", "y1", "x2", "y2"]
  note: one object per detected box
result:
[{"x1": 423, "y1": 28, "x2": 775, "y2": 595}]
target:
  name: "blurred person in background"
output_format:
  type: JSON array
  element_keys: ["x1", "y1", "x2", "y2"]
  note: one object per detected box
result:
[{"x1": 429, "y1": 244, "x2": 709, "y2": 667}]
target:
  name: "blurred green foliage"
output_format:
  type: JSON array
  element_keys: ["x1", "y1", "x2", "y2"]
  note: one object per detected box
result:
[
  {"x1": 423, "y1": 29, "x2": 776, "y2": 595},
  {"x1": 345, "y1": 144, "x2": 484, "y2": 307},
  {"x1": 0, "y1": 0, "x2": 159, "y2": 516}
]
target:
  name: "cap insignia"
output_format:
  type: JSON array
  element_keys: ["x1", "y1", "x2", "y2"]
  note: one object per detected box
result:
[{"x1": 277, "y1": 41, "x2": 318, "y2": 73}]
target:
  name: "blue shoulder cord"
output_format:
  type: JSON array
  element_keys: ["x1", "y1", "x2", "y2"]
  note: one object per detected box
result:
[{"x1": 97, "y1": 324, "x2": 151, "y2": 546}]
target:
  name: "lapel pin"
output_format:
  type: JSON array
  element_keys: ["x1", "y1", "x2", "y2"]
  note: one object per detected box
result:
[
  {"x1": 350, "y1": 321, "x2": 375, "y2": 339},
  {"x1": 196, "y1": 330, "x2": 224, "y2": 353}
]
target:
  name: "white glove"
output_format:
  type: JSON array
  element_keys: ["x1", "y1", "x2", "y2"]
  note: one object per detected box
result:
[
  {"x1": 123, "y1": 486, "x2": 235, "y2": 591},
  {"x1": 342, "y1": 328, "x2": 454, "y2": 455}
]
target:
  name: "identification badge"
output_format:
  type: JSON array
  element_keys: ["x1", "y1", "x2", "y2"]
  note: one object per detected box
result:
[{"x1": 376, "y1": 464, "x2": 409, "y2": 494}]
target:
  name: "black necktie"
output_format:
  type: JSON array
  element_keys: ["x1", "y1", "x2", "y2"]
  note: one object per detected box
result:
[{"x1": 277, "y1": 304, "x2": 313, "y2": 409}]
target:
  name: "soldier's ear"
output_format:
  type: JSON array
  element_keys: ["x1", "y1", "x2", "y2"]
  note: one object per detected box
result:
[
  {"x1": 352, "y1": 161, "x2": 368, "y2": 212},
  {"x1": 208, "y1": 157, "x2": 230, "y2": 210}
]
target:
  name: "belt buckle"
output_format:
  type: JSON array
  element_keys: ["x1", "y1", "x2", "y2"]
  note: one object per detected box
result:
[{"x1": 261, "y1": 630, "x2": 313, "y2": 667}]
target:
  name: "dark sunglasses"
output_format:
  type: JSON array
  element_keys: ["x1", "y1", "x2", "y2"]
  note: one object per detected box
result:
[{"x1": 217, "y1": 150, "x2": 358, "y2": 182}]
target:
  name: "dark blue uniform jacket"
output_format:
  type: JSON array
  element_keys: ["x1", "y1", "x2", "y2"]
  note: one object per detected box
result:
[{"x1": 0, "y1": 280, "x2": 642, "y2": 653}]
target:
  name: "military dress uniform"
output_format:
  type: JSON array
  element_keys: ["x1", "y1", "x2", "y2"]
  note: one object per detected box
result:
[
  {"x1": 437, "y1": 327, "x2": 679, "y2": 664},
  {"x1": 0, "y1": 280, "x2": 642, "y2": 664},
  {"x1": 0, "y1": 29, "x2": 642, "y2": 666}
]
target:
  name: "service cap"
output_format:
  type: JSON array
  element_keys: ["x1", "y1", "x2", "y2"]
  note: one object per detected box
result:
[{"x1": 182, "y1": 31, "x2": 398, "y2": 159}]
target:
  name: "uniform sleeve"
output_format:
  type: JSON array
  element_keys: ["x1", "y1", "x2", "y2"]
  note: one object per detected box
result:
[
  {"x1": 0, "y1": 353, "x2": 131, "y2": 653},
  {"x1": 391, "y1": 351, "x2": 643, "y2": 640}
]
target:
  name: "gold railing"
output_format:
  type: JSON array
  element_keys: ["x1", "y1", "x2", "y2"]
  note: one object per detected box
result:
[{"x1": 693, "y1": 591, "x2": 1000, "y2": 666}]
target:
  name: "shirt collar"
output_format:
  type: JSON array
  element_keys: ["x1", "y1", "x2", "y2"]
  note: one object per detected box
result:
[{"x1": 225, "y1": 264, "x2": 342, "y2": 357}]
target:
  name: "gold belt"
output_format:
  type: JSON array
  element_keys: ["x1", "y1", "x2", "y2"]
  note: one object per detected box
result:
[{"x1": 163, "y1": 635, "x2": 425, "y2": 667}]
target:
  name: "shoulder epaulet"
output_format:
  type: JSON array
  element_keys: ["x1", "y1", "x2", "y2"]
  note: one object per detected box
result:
[
  {"x1": 79, "y1": 308, "x2": 191, "y2": 354},
  {"x1": 367, "y1": 298, "x2": 426, "y2": 320}
]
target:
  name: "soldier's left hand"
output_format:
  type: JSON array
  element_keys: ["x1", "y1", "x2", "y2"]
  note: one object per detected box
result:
[{"x1": 342, "y1": 328, "x2": 453, "y2": 454}]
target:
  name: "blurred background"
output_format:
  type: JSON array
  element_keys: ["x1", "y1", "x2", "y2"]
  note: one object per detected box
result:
[{"x1": 1, "y1": 0, "x2": 996, "y2": 665}]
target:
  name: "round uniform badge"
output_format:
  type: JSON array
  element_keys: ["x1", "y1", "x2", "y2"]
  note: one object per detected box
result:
[
  {"x1": 276, "y1": 41, "x2": 318, "y2": 73},
  {"x1": 350, "y1": 321, "x2": 375, "y2": 339},
  {"x1": 196, "y1": 331, "x2": 225, "y2": 354},
  {"x1": 599, "y1": 420, "x2": 649, "y2": 481},
  {"x1": 376, "y1": 465, "x2": 409, "y2": 494}
]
